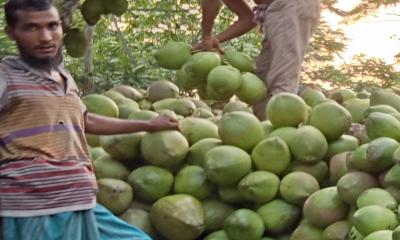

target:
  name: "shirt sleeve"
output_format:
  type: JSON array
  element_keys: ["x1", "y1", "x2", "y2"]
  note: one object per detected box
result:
[
  {"x1": 0, "y1": 71, "x2": 8, "y2": 112},
  {"x1": 71, "y1": 84, "x2": 87, "y2": 116},
  {"x1": 59, "y1": 65, "x2": 88, "y2": 115},
  {"x1": 80, "y1": 97, "x2": 88, "y2": 116}
]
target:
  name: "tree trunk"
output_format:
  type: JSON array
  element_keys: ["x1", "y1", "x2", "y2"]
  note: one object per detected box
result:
[
  {"x1": 59, "y1": 0, "x2": 80, "y2": 29},
  {"x1": 83, "y1": 25, "x2": 95, "y2": 94}
]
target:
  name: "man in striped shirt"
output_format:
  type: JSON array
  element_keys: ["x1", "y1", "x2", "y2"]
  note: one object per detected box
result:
[{"x1": 0, "y1": 0, "x2": 179, "y2": 239}]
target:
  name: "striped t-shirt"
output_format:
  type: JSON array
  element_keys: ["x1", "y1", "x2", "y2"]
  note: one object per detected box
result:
[{"x1": 0, "y1": 56, "x2": 97, "y2": 217}]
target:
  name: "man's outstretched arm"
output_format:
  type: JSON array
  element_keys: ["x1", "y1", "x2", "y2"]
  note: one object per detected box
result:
[{"x1": 84, "y1": 113, "x2": 179, "y2": 135}]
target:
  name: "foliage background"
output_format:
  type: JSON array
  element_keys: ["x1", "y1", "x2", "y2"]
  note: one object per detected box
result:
[{"x1": 0, "y1": 0, "x2": 399, "y2": 94}]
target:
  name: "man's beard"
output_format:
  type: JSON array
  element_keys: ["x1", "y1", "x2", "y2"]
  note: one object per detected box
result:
[{"x1": 18, "y1": 43, "x2": 63, "y2": 70}]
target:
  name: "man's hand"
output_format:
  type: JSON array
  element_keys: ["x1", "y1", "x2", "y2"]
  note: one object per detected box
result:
[
  {"x1": 147, "y1": 115, "x2": 180, "y2": 132},
  {"x1": 192, "y1": 36, "x2": 224, "y2": 54}
]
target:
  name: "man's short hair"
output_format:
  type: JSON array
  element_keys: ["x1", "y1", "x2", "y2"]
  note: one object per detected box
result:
[{"x1": 4, "y1": 0, "x2": 55, "y2": 27}]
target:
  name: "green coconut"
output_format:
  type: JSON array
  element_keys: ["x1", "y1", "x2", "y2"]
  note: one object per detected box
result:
[
  {"x1": 97, "y1": 178, "x2": 133, "y2": 215},
  {"x1": 336, "y1": 171, "x2": 379, "y2": 205},
  {"x1": 173, "y1": 165, "x2": 214, "y2": 200},
  {"x1": 356, "y1": 188, "x2": 398, "y2": 211},
  {"x1": 322, "y1": 220, "x2": 352, "y2": 240},
  {"x1": 179, "y1": 117, "x2": 219, "y2": 145},
  {"x1": 126, "y1": 165, "x2": 174, "y2": 202},
  {"x1": 154, "y1": 41, "x2": 192, "y2": 70},
  {"x1": 150, "y1": 194, "x2": 205, "y2": 240},
  {"x1": 251, "y1": 137, "x2": 291, "y2": 175},
  {"x1": 352, "y1": 205, "x2": 398, "y2": 236},
  {"x1": 257, "y1": 199, "x2": 301, "y2": 234},
  {"x1": 279, "y1": 172, "x2": 320, "y2": 206},
  {"x1": 303, "y1": 187, "x2": 349, "y2": 228},
  {"x1": 223, "y1": 209, "x2": 265, "y2": 240},
  {"x1": 307, "y1": 101, "x2": 352, "y2": 141},
  {"x1": 218, "y1": 111, "x2": 264, "y2": 152},
  {"x1": 202, "y1": 199, "x2": 235, "y2": 233},
  {"x1": 140, "y1": 130, "x2": 189, "y2": 168},
  {"x1": 238, "y1": 171, "x2": 280, "y2": 204},
  {"x1": 204, "y1": 145, "x2": 252, "y2": 186},
  {"x1": 266, "y1": 93, "x2": 308, "y2": 128},
  {"x1": 288, "y1": 125, "x2": 328, "y2": 163}
]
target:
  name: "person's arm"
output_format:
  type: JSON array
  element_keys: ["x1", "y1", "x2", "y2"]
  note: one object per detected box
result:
[
  {"x1": 216, "y1": 0, "x2": 257, "y2": 43},
  {"x1": 193, "y1": 0, "x2": 256, "y2": 52},
  {"x1": 84, "y1": 112, "x2": 179, "y2": 135},
  {"x1": 201, "y1": 0, "x2": 223, "y2": 39},
  {"x1": 192, "y1": 0, "x2": 224, "y2": 52}
]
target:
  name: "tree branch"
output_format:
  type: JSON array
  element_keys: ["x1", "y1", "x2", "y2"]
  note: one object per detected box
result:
[{"x1": 111, "y1": 15, "x2": 137, "y2": 67}]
